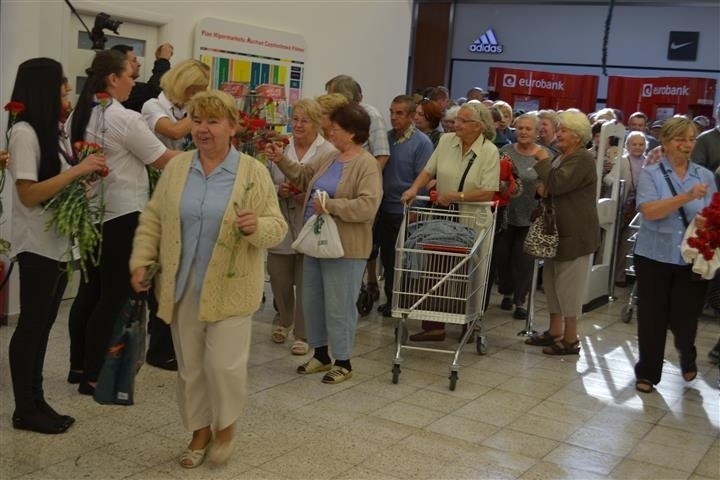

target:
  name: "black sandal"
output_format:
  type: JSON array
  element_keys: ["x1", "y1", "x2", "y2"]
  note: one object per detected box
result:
[
  {"x1": 525, "y1": 331, "x2": 561, "y2": 346},
  {"x1": 635, "y1": 379, "x2": 654, "y2": 393},
  {"x1": 542, "y1": 339, "x2": 581, "y2": 356}
]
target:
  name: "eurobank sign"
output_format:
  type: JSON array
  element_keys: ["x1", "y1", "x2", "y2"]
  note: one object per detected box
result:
[{"x1": 469, "y1": 28, "x2": 503, "y2": 54}]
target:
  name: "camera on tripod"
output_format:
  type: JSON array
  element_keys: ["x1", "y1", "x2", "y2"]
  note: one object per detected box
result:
[{"x1": 90, "y1": 12, "x2": 122, "y2": 50}]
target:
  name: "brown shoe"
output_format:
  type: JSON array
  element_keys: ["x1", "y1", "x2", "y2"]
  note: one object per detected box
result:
[{"x1": 409, "y1": 329, "x2": 446, "y2": 342}]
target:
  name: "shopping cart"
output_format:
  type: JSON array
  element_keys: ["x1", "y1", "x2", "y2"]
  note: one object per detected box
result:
[
  {"x1": 390, "y1": 198, "x2": 496, "y2": 390},
  {"x1": 620, "y1": 212, "x2": 641, "y2": 323}
]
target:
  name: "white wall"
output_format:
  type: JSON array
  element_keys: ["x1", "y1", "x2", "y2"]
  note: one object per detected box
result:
[
  {"x1": 449, "y1": 3, "x2": 720, "y2": 107},
  {"x1": 0, "y1": 0, "x2": 413, "y2": 315}
]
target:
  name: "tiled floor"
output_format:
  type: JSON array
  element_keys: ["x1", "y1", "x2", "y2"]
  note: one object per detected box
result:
[{"x1": 1, "y1": 282, "x2": 719, "y2": 480}]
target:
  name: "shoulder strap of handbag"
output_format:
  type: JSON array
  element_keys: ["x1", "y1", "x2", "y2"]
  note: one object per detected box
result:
[
  {"x1": 457, "y1": 152, "x2": 477, "y2": 192},
  {"x1": 658, "y1": 162, "x2": 690, "y2": 228}
]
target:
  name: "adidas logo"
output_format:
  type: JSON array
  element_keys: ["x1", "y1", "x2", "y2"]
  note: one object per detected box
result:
[{"x1": 469, "y1": 29, "x2": 503, "y2": 54}]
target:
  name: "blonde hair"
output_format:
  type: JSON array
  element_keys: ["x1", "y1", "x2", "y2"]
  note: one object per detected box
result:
[
  {"x1": 493, "y1": 100, "x2": 513, "y2": 123},
  {"x1": 160, "y1": 59, "x2": 210, "y2": 105},
  {"x1": 291, "y1": 98, "x2": 323, "y2": 133},
  {"x1": 186, "y1": 90, "x2": 238, "y2": 124},
  {"x1": 461, "y1": 101, "x2": 496, "y2": 141},
  {"x1": 315, "y1": 93, "x2": 349, "y2": 115},
  {"x1": 658, "y1": 115, "x2": 697, "y2": 144}
]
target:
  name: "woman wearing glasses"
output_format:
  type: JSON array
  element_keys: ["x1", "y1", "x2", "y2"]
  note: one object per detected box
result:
[
  {"x1": 401, "y1": 101, "x2": 500, "y2": 341},
  {"x1": 633, "y1": 115, "x2": 714, "y2": 393},
  {"x1": 266, "y1": 98, "x2": 336, "y2": 355}
]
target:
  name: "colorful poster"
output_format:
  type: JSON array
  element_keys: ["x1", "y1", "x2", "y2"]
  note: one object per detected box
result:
[{"x1": 194, "y1": 18, "x2": 307, "y2": 128}]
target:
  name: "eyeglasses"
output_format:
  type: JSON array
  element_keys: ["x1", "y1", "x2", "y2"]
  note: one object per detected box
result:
[
  {"x1": 292, "y1": 117, "x2": 311, "y2": 125},
  {"x1": 455, "y1": 117, "x2": 479, "y2": 124}
]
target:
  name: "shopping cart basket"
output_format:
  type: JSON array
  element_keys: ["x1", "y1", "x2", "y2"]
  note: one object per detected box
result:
[{"x1": 390, "y1": 198, "x2": 496, "y2": 390}]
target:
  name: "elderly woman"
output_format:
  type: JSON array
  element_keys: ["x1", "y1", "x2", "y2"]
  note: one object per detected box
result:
[
  {"x1": 130, "y1": 90, "x2": 287, "y2": 467},
  {"x1": 401, "y1": 101, "x2": 500, "y2": 341},
  {"x1": 496, "y1": 113, "x2": 550, "y2": 319},
  {"x1": 633, "y1": 116, "x2": 714, "y2": 393},
  {"x1": 266, "y1": 103, "x2": 382, "y2": 384},
  {"x1": 603, "y1": 131, "x2": 647, "y2": 286},
  {"x1": 315, "y1": 93, "x2": 350, "y2": 139},
  {"x1": 493, "y1": 100, "x2": 516, "y2": 143},
  {"x1": 442, "y1": 105, "x2": 460, "y2": 133},
  {"x1": 415, "y1": 97, "x2": 444, "y2": 148},
  {"x1": 525, "y1": 109, "x2": 600, "y2": 355},
  {"x1": 267, "y1": 98, "x2": 336, "y2": 354}
]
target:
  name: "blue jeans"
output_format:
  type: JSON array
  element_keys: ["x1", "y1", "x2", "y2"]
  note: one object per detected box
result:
[{"x1": 302, "y1": 256, "x2": 366, "y2": 360}]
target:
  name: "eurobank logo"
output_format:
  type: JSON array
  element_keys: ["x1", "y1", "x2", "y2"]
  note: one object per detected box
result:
[
  {"x1": 642, "y1": 82, "x2": 690, "y2": 97},
  {"x1": 469, "y1": 29, "x2": 503, "y2": 54}
]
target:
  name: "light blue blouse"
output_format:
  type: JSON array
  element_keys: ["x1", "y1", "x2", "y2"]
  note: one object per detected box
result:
[
  {"x1": 635, "y1": 158, "x2": 716, "y2": 265},
  {"x1": 175, "y1": 148, "x2": 239, "y2": 300}
]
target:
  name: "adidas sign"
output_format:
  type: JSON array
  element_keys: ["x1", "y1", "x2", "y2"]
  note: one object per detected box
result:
[{"x1": 469, "y1": 29, "x2": 503, "y2": 54}]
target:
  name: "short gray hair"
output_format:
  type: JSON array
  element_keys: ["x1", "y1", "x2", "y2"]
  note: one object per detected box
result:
[
  {"x1": 557, "y1": 109, "x2": 591, "y2": 146},
  {"x1": 625, "y1": 130, "x2": 647, "y2": 148},
  {"x1": 460, "y1": 101, "x2": 496, "y2": 140}
]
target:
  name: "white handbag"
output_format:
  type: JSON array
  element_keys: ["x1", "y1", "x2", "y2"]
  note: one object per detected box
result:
[{"x1": 291, "y1": 190, "x2": 344, "y2": 258}]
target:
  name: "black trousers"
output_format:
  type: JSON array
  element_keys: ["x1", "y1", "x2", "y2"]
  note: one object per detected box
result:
[
  {"x1": 377, "y1": 211, "x2": 403, "y2": 305},
  {"x1": 10, "y1": 253, "x2": 67, "y2": 415},
  {"x1": 634, "y1": 254, "x2": 707, "y2": 384},
  {"x1": 68, "y1": 212, "x2": 139, "y2": 382},
  {"x1": 495, "y1": 224, "x2": 534, "y2": 306},
  {"x1": 146, "y1": 284, "x2": 175, "y2": 362}
]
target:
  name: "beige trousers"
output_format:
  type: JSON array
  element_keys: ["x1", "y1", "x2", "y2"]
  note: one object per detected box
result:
[
  {"x1": 170, "y1": 269, "x2": 252, "y2": 432},
  {"x1": 543, "y1": 254, "x2": 593, "y2": 317},
  {"x1": 267, "y1": 252, "x2": 305, "y2": 339}
]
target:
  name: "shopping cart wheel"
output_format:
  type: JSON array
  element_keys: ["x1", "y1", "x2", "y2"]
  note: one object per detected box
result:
[
  {"x1": 621, "y1": 305, "x2": 633, "y2": 323},
  {"x1": 391, "y1": 364, "x2": 401, "y2": 384},
  {"x1": 448, "y1": 371, "x2": 458, "y2": 391},
  {"x1": 476, "y1": 336, "x2": 488, "y2": 355}
]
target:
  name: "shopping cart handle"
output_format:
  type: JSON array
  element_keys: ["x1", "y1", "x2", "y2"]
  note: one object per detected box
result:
[{"x1": 413, "y1": 195, "x2": 495, "y2": 207}]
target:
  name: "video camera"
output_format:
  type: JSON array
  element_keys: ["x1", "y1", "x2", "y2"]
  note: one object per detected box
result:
[{"x1": 90, "y1": 12, "x2": 122, "y2": 50}]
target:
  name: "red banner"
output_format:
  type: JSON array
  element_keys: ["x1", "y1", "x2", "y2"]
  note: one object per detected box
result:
[
  {"x1": 488, "y1": 67, "x2": 599, "y2": 114},
  {"x1": 607, "y1": 76, "x2": 716, "y2": 121}
]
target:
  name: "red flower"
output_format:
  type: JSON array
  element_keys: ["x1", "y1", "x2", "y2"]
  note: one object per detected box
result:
[{"x1": 4, "y1": 101, "x2": 25, "y2": 115}]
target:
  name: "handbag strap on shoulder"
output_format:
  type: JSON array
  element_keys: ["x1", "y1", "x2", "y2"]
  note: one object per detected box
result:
[{"x1": 658, "y1": 162, "x2": 690, "y2": 228}]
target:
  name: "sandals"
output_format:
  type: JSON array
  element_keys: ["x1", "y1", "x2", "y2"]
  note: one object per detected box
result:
[
  {"x1": 271, "y1": 325, "x2": 289, "y2": 344},
  {"x1": 296, "y1": 357, "x2": 332, "y2": 374},
  {"x1": 635, "y1": 379, "x2": 654, "y2": 394},
  {"x1": 179, "y1": 446, "x2": 208, "y2": 469},
  {"x1": 291, "y1": 339, "x2": 309, "y2": 356},
  {"x1": 525, "y1": 331, "x2": 561, "y2": 346},
  {"x1": 542, "y1": 339, "x2": 581, "y2": 356}
]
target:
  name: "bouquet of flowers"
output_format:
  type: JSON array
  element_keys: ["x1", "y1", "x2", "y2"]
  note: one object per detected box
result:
[
  {"x1": 233, "y1": 100, "x2": 289, "y2": 158},
  {"x1": 681, "y1": 192, "x2": 720, "y2": 279},
  {"x1": 44, "y1": 141, "x2": 107, "y2": 279}
]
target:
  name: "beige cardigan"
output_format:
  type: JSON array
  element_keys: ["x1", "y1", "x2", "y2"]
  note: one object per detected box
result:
[
  {"x1": 276, "y1": 149, "x2": 382, "y2": 259},
  {"x1": 129, "y1": 151, "x2": 287, "y2": 323}
]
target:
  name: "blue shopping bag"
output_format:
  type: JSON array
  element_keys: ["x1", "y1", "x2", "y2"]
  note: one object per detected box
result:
[{"x1": 93, "y1": 292, "x2": 147, "y2": 405}]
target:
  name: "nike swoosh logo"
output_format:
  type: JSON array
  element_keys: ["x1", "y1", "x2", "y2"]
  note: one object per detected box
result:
[{"x1": 670, "y1": 41, "x2": 693, "y2": 50}]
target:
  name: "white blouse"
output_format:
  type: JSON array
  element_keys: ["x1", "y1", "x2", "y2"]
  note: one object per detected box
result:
[{"x1": 8, "y1": 122, "x2": 71, "y2": 261}]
